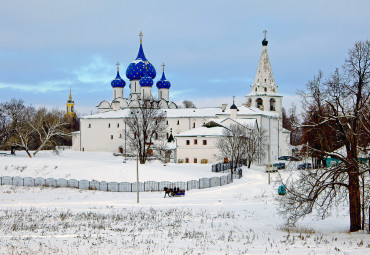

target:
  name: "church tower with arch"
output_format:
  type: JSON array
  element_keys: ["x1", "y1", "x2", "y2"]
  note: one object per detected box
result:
[
  {"x1": 65, "y1": 86, "x2": 76, "y2": 118},
  {"x1": 245, "y1": 31, "x2": 282, "y2": 114}
]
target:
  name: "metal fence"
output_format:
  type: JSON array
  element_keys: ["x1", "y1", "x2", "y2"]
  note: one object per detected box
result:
[
  {"x1": 211, "y1": 161, "x2": 246, "y2": 173},
  {"x1": 0, "y1": 174, "x2": 236, "y2": 192}
]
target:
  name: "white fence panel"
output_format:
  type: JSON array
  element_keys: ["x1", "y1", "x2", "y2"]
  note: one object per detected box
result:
[
  {"x1": 210, "y1": 177, "x2": 220, "y2": 187},
  {"x1": 67, "y1": 179, "x2": 79, "y2": 188},
  {"x1": 45, "y1": 178, "x2": 57, "y2": 187},
  {"x1": 57, "y1": 178, "x2": 67, "y2": 188},
  {"x1": 220, "y1": 175, "x2": 228, "y2": 186},
  {"x1": 34, "y1": 177, "x2": 45, "y2": 186},
  {"x1": 119, "y1": 182, "x2": 131, "y2": 192},
  {"x1": 158, "y1": 181, "x2": 172, "y2": 191},
  {"x1": 173, "y1": 181, "x2": 186, "y2": 190},
  {"x1": 131, "y1": 182, "x2": 144, "y2": 192},
  {"x1": 227, "y1": 174, "x2": 232, "y2": 184},
  {"x1": 79, "y1": 180, "x2": 89, "y2": 190},
  {"x1": 24, "y1": 177, "x2": 34, "y2": 187},
  {"x1": 199, "y1": 178, "x2": 210, "y2": 189},
  {"x1": 13, "y1": 176, "x2": 23, "y2": 186},
  {"x1": 144, "y1": 181, "x2": 158, "y2": 191},
  {"x1": 108, "y1": 182, "x2": 119, "y2": 192},
  {"x1": 2, "y1": 176, "x2": 12, "y2": 185},
  {"x1": 187, "y1": 180, "x2": 199, "y2": 190},
  {"x1": 99, "y1": 181, "x2": 108, "y2": 191},
  {"x1": 90, "y1": 180, "x2": 99, "y2": 190}
]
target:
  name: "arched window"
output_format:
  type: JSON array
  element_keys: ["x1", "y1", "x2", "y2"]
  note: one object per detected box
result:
[
  {"x1": 256, "y1": 98, "x2": 263, "y2": 109},
  {"x1": 270, "y1": 98, "x2": 276, "y2": 111},
  {"x1": 71, "y1": 106, "x2": 74, "y2": 112}
]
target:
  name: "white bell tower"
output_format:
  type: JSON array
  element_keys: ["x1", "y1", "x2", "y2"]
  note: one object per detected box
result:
[{"x1": 246, "y1": 30, "x2": 282, "y2": 113}]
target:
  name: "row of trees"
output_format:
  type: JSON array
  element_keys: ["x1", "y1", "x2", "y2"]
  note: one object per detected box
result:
[
  {"x1": 280, "y1": 40, "x2": 370, "y2": 232},
  {"x1": 216, "y1": 124, "x2": 267, "y2": 170},
  {"x1": 0, "y1": 99, "x2": 78, "y2": 157}
]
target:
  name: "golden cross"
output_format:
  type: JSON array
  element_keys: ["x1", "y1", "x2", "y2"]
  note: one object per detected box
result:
[
  {"x1": 263, "y1": 30, "x2": 267, "y2": 40},
  {"x1": 161, "y1": 63, "x2": 166, "y2": 72},
  {"x1": 139, "y1": 31, "x2": 143, "y2": 43},
  {"x1": 116, "y1": 61, "x2": 120, "y2": 70}
]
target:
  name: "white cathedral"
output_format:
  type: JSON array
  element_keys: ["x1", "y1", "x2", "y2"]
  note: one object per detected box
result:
[{"x1": 72, "y1": 32, "x2": 291, "y2": 164}]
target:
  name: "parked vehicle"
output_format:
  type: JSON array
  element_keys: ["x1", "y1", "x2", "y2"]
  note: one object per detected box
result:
[
  {"x1": 290, "y1": 156, "x2": 302, "y2": 161},
  {"x1": 297, "y1": 163, "x2": 312, "y2": 170},
  {"x1": 266, "y1": 163, "x2": 278, "y2": 173},
  {"x1": 273, "y1": 162, "x2": 286, "y2": 170},
  {"x1": 278, "y1": 156, "x2": 291, "y2": 161}
]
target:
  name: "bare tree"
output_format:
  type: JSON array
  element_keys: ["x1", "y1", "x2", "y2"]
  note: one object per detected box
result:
[
  {"x1": 182, "y1": 100, "x2": 196, "y2": 108},
  {"x1": 280, "y1": 40, "x2": 370, "y2": 232},
  {"x1": 216, "y1": 124, "x2": 247, "y2": 173},
  {"x1": 1, "y1": 99, "x2": 35, "y2": 157},
  {"x1": 244, "y1": 128, "x2": 267, "y2": 168},
  {"x1": 124, "y1": 100, "x2": 167, "y2": 164},
  {"x1": 30, "y1": 108, "x2": 70, "y2": 157}
]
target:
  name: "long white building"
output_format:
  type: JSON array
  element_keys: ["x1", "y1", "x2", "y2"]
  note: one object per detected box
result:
[{"x1": 72, "y1": 32, "x2": 291, "y2": 164}]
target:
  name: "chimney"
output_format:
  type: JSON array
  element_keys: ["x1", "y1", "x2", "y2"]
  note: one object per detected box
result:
[{"x1": 221, "y1": 104, "x2": 227, "y2": 112}]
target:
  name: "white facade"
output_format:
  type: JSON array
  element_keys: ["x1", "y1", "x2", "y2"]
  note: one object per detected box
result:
[{"x1": 73, "y1": 35, "x2": 292, "y2": 164}]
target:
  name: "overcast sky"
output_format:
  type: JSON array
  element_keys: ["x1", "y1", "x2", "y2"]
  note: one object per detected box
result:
[{"x1": 0, "y1": 0, "x2": 369, "y2": 114}]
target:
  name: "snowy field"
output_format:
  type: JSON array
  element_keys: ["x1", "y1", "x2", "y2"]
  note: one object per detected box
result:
[
  {"x1": 0, "y1": 151, "x2": 224, "y2": 182},
  {"x1": 0, "y1": 151, "x2": 369, "y2": 254}
]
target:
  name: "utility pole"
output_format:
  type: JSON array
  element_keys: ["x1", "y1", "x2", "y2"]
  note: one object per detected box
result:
[{"x1": 136, "y1": 153, "x2": 139, "y2": 203}]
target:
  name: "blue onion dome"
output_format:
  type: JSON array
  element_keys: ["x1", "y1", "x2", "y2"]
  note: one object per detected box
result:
[
  {"x1": 156, "y1": 65, "x2": 171, "y2": 89},
  {"x1": 139, "y1": 67, "x2": 153, "y2": 87},
  {"x1": 126, "y1": 33, "x2": 156, "y2": 80},
  {"x1": 111, "y1": 62, "x2": 126, "y2": 88}
]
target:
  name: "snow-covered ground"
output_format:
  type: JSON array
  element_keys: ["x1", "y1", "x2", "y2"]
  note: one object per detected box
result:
[
  {"x1": 0, "y1": 151, "x2": 224, "y2": 182},
  {"x1": 0, "y1": 151, "x2": 368, "y2": 254}
]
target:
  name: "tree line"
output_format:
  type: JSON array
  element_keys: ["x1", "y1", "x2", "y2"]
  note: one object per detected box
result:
[{"x1": 0, "y1": 99, "x2": 79, "y2": 157}]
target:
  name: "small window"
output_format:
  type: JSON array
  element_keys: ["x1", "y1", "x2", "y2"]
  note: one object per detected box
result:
[
  {"x1": 264, "y1": 87, "x2": 267, "y2": 92},
  {"x1": 185, "y1": 158, "x2": 189, "y2": 163},
  {"x1": 110, "y1": 135, "x2": 113, "y2": 139},
  {"x1": 265, "y1": 79, "x2": 266, "y2": 82},
  {"x1": 117, "y1": 123, "x2": 119, "y2": 128},
  {"x1": 194, "y1": 139, "x2": 198, "y2": 145},
  {"x1": 108, "y1": 123, "x2": 111, "y2": 128},
  {"x1": 194, "y1": 158, "x2": 197, "y2": 163},
  {"x1": 177, "y1": 120, "x2": 180, "y2": 125},
  {"x1": 119, "y1": 134, "x2": 122, "y2": 138},
  {"x1": 193, "y1": 123, "x2": 195, "y2": 128},
  {"x1": 203, "y1": 140, "x2": 207, "y2": 145},
  {"x1": 88, "y1": 124, "x2": 91, "y2": 128},
  {"x1": 186, "y1": 140, "x2": 190, "y2": 145},
  {"x1": 255, "y1": 88, "x2": 257, "y2": 92},
  {"x1": 166, "y1": 120, "x2": 168, "y2": 125},
  {"x1": 166, "y1": 133, "x2": 169, "y2": 139}
]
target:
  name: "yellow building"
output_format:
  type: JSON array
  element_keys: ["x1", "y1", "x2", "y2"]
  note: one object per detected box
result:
[{"x1": 66, "y1": 86, "x2": 76, "y2": 118}]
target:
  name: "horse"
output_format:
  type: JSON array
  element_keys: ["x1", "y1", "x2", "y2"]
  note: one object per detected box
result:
[{"x1": 163, "y1": 187, "x2": 173, "y2": 198}]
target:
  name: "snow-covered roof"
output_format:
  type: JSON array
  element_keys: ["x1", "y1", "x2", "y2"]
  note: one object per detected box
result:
[
  {"x1": 81, "y1": 105, "x2": 279, "y2": 119},
  {"x1": 175, "y1": 126, "x2": 225, "y2": 137}
]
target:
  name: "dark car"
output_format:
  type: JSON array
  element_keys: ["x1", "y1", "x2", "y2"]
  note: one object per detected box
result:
[
  {"x1": 291, "y1": 156, "x2": 302, "y2": 161},
  {"x1": 297, "y1": 163, "x2": 312, "y2": 170},
  {"x1": 278, "y1": 156, "x2": 291, "y2": 161},
  {"x1": 273, "y1": 162, "x2": 286, "y2": 170}
]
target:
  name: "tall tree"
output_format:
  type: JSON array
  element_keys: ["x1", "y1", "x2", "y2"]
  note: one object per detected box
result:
[
  {"x1": 280, "y1": 41, "x2": 370, "y2": 232},
  {"x1": 124, "y1": 100, "x2": 167, "y2": 164}
]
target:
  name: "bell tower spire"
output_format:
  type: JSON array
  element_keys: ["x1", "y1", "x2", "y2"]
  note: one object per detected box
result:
[
  {"x1": 66, "y1": 85, "x2": 76, "y2": 118},
  {"x1": 245, "y1": 32, "x2": 282, "y2": 113}
]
